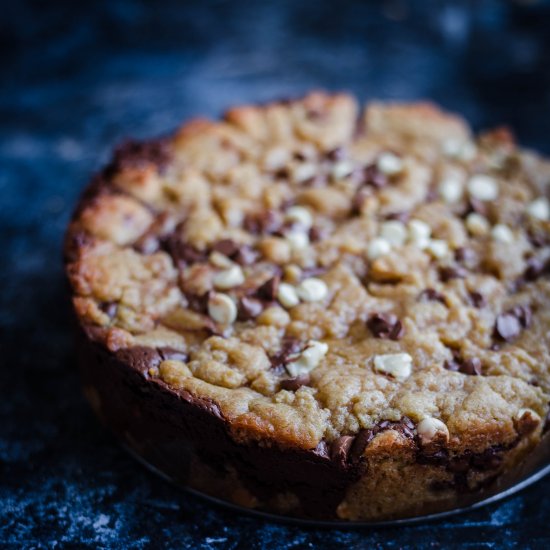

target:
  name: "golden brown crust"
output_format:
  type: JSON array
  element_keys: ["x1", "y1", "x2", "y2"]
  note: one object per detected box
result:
[{"x1": 65, "y1": 92, "x2": 550, "y2": 520}]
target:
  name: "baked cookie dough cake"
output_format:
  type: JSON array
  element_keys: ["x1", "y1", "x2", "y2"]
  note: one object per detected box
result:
[{"x1": 64, "y1": 92, "x2": 550, "y2": 521}]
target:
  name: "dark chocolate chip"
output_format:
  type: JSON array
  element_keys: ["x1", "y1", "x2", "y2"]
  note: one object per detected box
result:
[
  {"x1": 256, "y1": 275, "x2": 280, "y2": 301},
  {"x1": 185, "y1": 292, "x2": 210, "y2": 314},
  {"x1": 325, "y1": 147, "x2": 347, "y2": 161},
  {"x1": 418, "y1": 288, "x2": 446, "y2": 304},
  {"x1": 469, "y1": 291, "x2": 486, "y2": 308},
  {"x1": 269, "y1": 338, "x2": 302, "y2": 373},
  {"x1": 439, "y1": 265, "x2": 468, "y2": 282},
  {"x1": 280, "y1": 373, "x2": 311, "y2": 392},
  {"x1": 213, "y1": 239, "x2": 240, "y2": 258},
  {"x1": 385, "y1": 211, "x2": 410, "y2": 223},
  {"x1": 212, "y1": 239, "x2": 258, "y2": 266},
  {"x1": 99, "y1": 301, "x2": 118, "y2": 318},
  {"x1": 349, "y1": 429, "x2": 375, "y2": 463},
  {"x1": 416, "y1": 450, "x2": 449, "y2": 466},
  {"x1": 243, "y1": 210, "x2": 282, "y2": 235},
  {"x1": 511, "y1": 305, "x2": 532, "y2": 328},
  {"x1": 362, "y1": 163, "x2": 388, "y2": 189},
  {"x1": 330, "y1": 435, "x2": 354, "y2": 466},
  {"x1": 238, "y1": 297, "x2": 264, "y2": 321},
  {"x1": 471, "y1": 448, "x2": 503, "y2": 471},
  {"x1": 158, "y1": 347, "x2": 188, "y2": 363},
  {"x1": 461, "y1": 358, "x2": 482, "y2": 376},
  {"x1": 444, "y1": 353, "x2": 482, "y2": 376},
  {"x1": 366, "y1": 313, "x2": 404, "y2": 340},
  {"x1": 162, "y1": 236, "x2": 207, "y2": 265}
]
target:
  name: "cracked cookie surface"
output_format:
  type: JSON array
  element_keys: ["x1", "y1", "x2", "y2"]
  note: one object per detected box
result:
[{"x1": 66, "y1": 92, "x2": 550, "y2": 520}]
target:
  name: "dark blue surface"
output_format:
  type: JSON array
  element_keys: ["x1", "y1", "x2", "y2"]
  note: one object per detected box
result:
[{"x1": 2, "y1": 1, "x2": 550, "y2": 547}]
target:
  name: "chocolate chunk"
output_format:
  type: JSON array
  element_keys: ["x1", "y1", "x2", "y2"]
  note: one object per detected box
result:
[
  {"x1": 185, "y1": 292, "x2": 210, "y2": 314},
  {"x1": 162, "y1": 235, "x2": 207, "y2": 266},
  {"x1": 330, "y1": 435, "x2": 354, "y2": 466},
  {"x1": 416, "y1": 450, "x2": 448, "y2": 466},
  {"x1": 158, "y1": 347, "x2": 188, "y2": 362},
  {"x1": 349, "y1": 429, "x2": 375, "y2": 463},
  {"x1": 418, "y1": 288, "x2": 446, "y2": 304},
  {"x1": 269, "y1": 338, "x2": 302, "y2": 373},
  {"x1": 212, "y1": 239, "x2": 258, "y2": 266},
  {"x1": 494, "y1": 313, "x2": 521, "y2": 342},
  {"x1": 280, "y1": 373, "x2": 311, "y2": 392},
  {"x1": 471, "y1": 447, "x2": 503, "y2": 471},
  {"x1": 362, "y1": 163, "x2": 388, "y2": 189},
  {"x1": 439, "y1": 265, "x2": 467, "y2": 282},
  {"x1": 511, "y1": 305, "x2": 532, "y2": 328},
  {"x1": 238, "y1": 296, "x2": 264, "y2": 321},
  {"x1": 244, "y1": 210, "x2": 282, "y2": 235},
  {"x1": 469, "y1": 291, "x2": 486, "y2": 308},
  {"x1": 213, "y1": 239, "x2": 240, "y2": 258},
  {"x1": 256, "y1": 275, "x2": 280, "y2": 301},
  {"x1": 461, "y1": 358, "x2": 482, "y2": 376},
  {"x1": 444, "y1": 353, "x2": 482, "y2": 376},
  {"x1": 366, "y1": 313, "x2": 404, "y2": 340}
]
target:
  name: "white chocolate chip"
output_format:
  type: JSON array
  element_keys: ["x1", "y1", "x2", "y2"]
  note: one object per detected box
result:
[
  {"x1": 285, "y1": 230, "x2": 310, "y2": 250},
  {"x1": 286, "y1": 340, "x2": 328, "y2": 377},
  {"x1": 208, "y1": 293, "x2": 237, "y2": 325},
  {"x1": 442, "y1": 139, "x2": 477, "y2": 161},
  {"x1": 367, "y1": 237, "x2": 392, "y2": 260},
  {"x1": 209, "y1": 251, "x2": 233, "y2": 269},
  {"x1": 491, "y1": 224, "x2": 514, "y2": 244},
  {"x1": 285, "y1": 206, "x2": 313, "y2": 229},
  {"x1": 297, "y1": 278, "x2": 328, "y2": 302},
  {"x1": 425, "y1": 239, "x2": 449, "y2": 259},
  {"x1": 527, "y1": 197, "x2": 550, "y2": 221},
  {"x1": 377, "y1": 152, "x2": 403, "y2": 175},
  {"x1": 417, "y1": 417, "x2": 450, "y2": 443},
  {"x1": 373, "y1": 353, "x2": 412, "y2": 381},
  {"x1": 292, "y1": 163, "x2": 317, "y2": 183},
  {"x1": 465, "y1": 212, "x2": 490, "y2": 236},
  {"x1": 438, "y1": 177, "x2": 464, "y2": 204},
  {"x1": 331, "y1": 160, "x2": 355, "y2": 180},
  {"x1": 467, "y1": 174, "x2": 499, "y2": 201},
  {"x1": 380, "y1": 220, "x2": 407, "y2": 247},
  {"x1": 408, "y1": 219, "x2": 432, "y2": 243},
  {"x1": 277, "y1": 283, "x2": 300, "y2": 309},
  {"x1": 213, "y1": 265, "x2": 245, "y2": 290}
]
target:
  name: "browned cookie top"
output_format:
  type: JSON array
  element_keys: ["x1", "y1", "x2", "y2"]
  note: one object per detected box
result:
[{"x1": 65, "y1": 92, "x2": 550, "y2": 455}]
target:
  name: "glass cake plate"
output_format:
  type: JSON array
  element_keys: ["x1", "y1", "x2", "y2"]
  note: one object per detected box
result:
[{"x1": 121, "y1": 432, "x2": 550, "y2": 527}]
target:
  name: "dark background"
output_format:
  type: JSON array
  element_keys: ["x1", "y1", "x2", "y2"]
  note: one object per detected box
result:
[{"x1": 2, "y1": 0, "x2": 550, "y2": 548}]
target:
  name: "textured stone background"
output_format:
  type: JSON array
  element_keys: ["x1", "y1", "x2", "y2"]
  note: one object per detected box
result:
[{"x1": 2, "y1": 0, "x2": 550, "y2": 547}]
